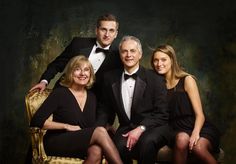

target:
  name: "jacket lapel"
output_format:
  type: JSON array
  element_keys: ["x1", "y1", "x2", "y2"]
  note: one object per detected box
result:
[
  {"x1": 80, "y1": 47, "x2": 93, "y2": 58},
  {"x1": 131, "y1": 67, "x2": 147, "y2": 118},
  {"x1": 112, "y1": 75, "x2": 131, "y2": 122},
  {"x1": 131, "y1": 76, "x2": 146, "y2": 116},
  {"x1": 112, "y1": 81, "x2": 122, "y2": 109}
]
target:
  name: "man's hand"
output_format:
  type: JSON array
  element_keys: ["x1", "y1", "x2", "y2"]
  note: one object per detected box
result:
[
  {"x1": 122, "y1": 126, "x2": 144, "y2": 151},
  {"x1": 29, "y1": 81, "x2": 47, "y2": 93}
]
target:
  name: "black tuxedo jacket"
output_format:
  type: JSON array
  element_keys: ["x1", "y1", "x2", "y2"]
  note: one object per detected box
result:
[
  {"x1": 97, "y1": 66, "x2": 169, "y2": 130},
  {"x1": 40, "y1": 37, "x2": 122, "y2": 97}
]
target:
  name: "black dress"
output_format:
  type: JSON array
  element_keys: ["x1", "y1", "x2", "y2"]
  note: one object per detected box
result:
[
  {"x1": 168, "y1": 76, "x2": 220, "y2": 152},
  {"x1": 30, "y1": 87, "x2": 97, "y2": 158}
]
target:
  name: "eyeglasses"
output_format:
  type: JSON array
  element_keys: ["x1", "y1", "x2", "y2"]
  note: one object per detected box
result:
[{"x1": 74, "y1": 67, "x2": 90, "y2": 73}]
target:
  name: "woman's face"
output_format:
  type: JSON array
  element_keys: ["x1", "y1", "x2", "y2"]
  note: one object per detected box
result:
[
  {"x1": 152, "y1": 51, "x2": 172, "y2": 75},
  {"x1": 72, "y1": 63, "x2": 90, "y2": 86}
]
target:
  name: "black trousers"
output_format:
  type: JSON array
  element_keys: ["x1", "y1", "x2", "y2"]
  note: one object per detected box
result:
[{"x1": 113, "y1": 125, "x2": 172, "y2": 164}]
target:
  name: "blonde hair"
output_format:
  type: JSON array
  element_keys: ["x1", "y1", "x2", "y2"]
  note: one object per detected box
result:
[
  {"x1": 151, "y1": 44, "x2": 192, "y2": 80},
  {"x1": 60, "y1": 55, "x2": 95, "y2": 89}
]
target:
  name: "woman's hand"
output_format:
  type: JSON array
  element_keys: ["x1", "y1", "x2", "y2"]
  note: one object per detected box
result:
[
  {"x1": 189, "y1": 131, "x2": 200, "y2": 150},
  {"x1": 43, "y1": 120, "x2": 81, "y2": 131},
  {"x1": 65, "y1": 124, "x2": 81, "y2": 131}
]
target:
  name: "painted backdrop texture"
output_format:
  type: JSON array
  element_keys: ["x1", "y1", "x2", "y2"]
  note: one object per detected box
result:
[{"x1": 1, "y1": 0, "x2": 236, "y2": 163}]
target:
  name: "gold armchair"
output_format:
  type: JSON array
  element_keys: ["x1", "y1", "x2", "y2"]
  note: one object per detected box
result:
[{"x1": 25, "y1": 89, "x2": 84, "y2": 164}]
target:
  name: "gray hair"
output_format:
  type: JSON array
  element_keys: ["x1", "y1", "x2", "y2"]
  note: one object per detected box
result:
[{"x1": 119, "y1": 35, "x2": 143, "y2": 54}]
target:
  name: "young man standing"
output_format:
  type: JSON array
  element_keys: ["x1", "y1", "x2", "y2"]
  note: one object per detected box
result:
[{"x1": 30, "y1": 13, "x2": 122, "y2": 99}]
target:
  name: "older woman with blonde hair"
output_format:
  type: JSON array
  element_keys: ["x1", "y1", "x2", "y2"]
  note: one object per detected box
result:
[
  {"x1": 31, "y1": 55, "x2": 122, "y2": 164},
  {"x1": 151, "y1": 45, "x2": 220, "y2": 164}
]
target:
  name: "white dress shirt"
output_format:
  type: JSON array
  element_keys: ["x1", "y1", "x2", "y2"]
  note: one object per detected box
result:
[
  {"x1": 88, "y1": 41, "x2": 110, "y2": 73},
  {"x1": 121, "y1": 67, "x2": 139, "y2": 119}
]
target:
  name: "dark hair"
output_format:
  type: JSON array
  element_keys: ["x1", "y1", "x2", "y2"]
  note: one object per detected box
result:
[{"x1": 96, "y1": 13, "x2": 119, "y2": 29}]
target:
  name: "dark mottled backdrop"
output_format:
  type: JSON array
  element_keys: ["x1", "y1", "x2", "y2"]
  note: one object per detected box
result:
[{"x1": 1, "y1": 0, "x2": 235, "y2": 163}]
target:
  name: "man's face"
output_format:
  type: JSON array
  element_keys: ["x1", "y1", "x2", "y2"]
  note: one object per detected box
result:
[
  {"x1": 120, "y1": 39, "x2": 142, "y2": 72},
  {"x1": 96, "y1": 21, "x2": 118, "y2": 47}
]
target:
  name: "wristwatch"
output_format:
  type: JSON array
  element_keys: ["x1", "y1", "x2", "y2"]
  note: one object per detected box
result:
[{"x1": 139, "y1": 125, "x2": 146, "y2": 131}]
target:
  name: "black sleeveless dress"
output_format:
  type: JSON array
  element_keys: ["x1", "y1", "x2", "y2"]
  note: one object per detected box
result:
[{"x1": 168, "y1": 76, "x2": 220, "y2": 152}]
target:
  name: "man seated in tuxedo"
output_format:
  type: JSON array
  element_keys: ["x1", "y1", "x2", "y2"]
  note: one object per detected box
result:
[
  {"x1": 96, "y1": 35, "x2": 171, "y2": 164},
  {"x1": 29, "y1": 13, "x2": 122, "y2": 100}
]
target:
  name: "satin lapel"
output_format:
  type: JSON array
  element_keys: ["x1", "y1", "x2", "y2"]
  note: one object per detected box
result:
[
  {"x1": 98, "y1": 45, "x2": 118, "y2": 71},
  {"x1": 99, "y1": 51, "x2": 111, "y2": 70},
  {"x1": 112, "y1": 80, "x2": 123, "y2": 110},
  {"x1": 131, "y1": 76, "x2": 146, "y2": 113},
  {"x1": 112, "y1": 79, "x2": 130, "y2": 121},
  {"x1": 80, "y1": 47, "x2": 93, "y2": 57}
]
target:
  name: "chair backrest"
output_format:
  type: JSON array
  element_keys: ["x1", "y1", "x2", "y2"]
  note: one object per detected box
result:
[{"x1": 25, "y1": 89, "x2": 52, "y2": 124}]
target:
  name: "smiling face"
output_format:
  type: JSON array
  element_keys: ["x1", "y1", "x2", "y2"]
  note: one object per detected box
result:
[
  {"x1": 96, "y1": 20, "x2": 118, "y2": 47},
  {"x1": 152, "y1": 51, "x2": 172, "y2": 76},
  {"x1": 72, "y1": 63, "x2": 91, "y2": 87},
  {"x1": 60, "y1": 56, "x2": 95, "y2": 89},
  {"x1": 119, "y1": 39, "x2": 142, "y2": 73}
]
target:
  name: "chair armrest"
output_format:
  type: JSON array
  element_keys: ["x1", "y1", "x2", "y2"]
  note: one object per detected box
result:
[{"x1": 29, "y1": 127, "x2": 48, "y2": 162}]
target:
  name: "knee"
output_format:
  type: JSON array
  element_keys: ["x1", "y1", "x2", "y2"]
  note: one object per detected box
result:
[
  {"x1": 94, "y1": 126, "x2": 108, "y2": 136},
  {"x1": 95, "y1": 126, "x2": 107, "y2": 133},
  {"x1": 175, "y1": 133, "x2": 189, "y2": 151},
  {"x1": 192, "y1": 138, "x2": 212, "y2": 156},
  {"x1": 192, "y1": 143, "x2": 207, "y2": 156}
]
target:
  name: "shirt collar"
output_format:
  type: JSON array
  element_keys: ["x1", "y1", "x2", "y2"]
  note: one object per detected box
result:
[
  {"x1": 124, "y1": 66, "x2": 139, "y2": 75},
  {"x1": 96, "y1": 41, "x2": 110, "y2": 50}
]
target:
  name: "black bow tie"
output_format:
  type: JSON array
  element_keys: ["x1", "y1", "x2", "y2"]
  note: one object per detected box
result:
[
  {"x1": 124, "y1": 73, "x2": 137, "y2": 80},
  {"x1": 95, "y1": 47, "x2": 110, "y2": 54}
]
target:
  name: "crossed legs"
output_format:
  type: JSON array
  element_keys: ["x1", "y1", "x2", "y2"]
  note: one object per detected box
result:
[
  {"x1": 84, "y1": 127, "x2": 123, "y2": 164},
  {"x1": 84, "y1": 145, "x2": 102, "y2": 164}
]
